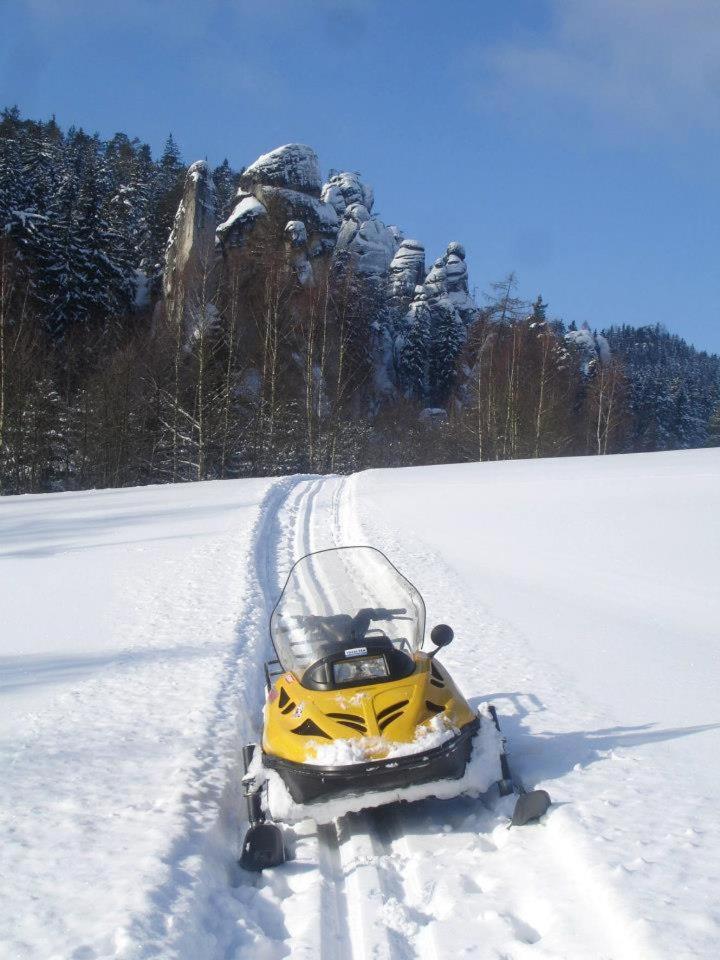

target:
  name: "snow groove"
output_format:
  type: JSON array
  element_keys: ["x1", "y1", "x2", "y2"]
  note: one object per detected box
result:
[
  {"x1": 290, "y1": 475, "x2": 398, "y2": 960},
  {"x1": 317, "y1": 822, "x2": 352, "y2": 960}
]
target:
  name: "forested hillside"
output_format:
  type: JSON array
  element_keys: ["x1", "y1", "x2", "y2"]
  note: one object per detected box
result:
[{"x1": 1, "y1": 107, "x2": 718, "y2": 494}]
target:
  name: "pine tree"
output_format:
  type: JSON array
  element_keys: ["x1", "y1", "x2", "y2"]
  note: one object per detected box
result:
[
  {"x1": 0, "y1": 129, "x2": 23, "y2": 226},
  {"x1": 104, "y1": 142, "x2": 155, "y2": 305},
  {"x1": 130, "y1": 143, "x2": 156, "y2": 275},
  {"x1": 530, "y1": 295, "x2": 548, "y2": 325},
  {"x1": 707, "y1": 403, "x2": 720, "y2": 446},
  {"x1": 32, "y1": 141, "x2": 134, "y2": 335},
  {"x1": 397, "y1": 300, "x2": 429, "y2": 401},
  {"x1": 428, "y1": 299, "x2": 465, "y2": 405},
  {"x1": 212, "y1": 159, "x2": 238, "y2": 222},
  {"x1": 74, "y1": 153, "x2": 135, "y2": 324},
  {"x1": 148, "y1": 134, "x2": 186, "y2": 275}
]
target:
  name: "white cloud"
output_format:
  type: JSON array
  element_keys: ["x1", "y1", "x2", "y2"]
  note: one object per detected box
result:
[{"x1": 483, "y1": 0, "x2": 720, "y2": 134}]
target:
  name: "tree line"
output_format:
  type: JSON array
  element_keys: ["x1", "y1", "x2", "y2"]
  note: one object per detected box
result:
[{"x1": 1, "y1": 107, "x2": 718, "y2": 495}]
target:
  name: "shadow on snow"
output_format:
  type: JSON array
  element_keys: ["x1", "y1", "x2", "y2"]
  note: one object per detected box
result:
[{"x1": 470, "y1": 690, "x2": 720, "y2": 786}]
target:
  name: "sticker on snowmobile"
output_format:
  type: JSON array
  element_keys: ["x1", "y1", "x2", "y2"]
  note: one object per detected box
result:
[{"x1": 344, "y1": 646, "x2": 368, "y2": 657}]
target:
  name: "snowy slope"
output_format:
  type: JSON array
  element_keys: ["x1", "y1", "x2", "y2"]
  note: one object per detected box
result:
[{"x1": 1, "y1": 450, "x2": 719, "y2": 959}]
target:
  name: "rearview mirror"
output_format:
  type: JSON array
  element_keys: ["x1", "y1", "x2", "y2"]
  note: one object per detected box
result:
[{"x1": 430, "y1": 624, "x2": 454, "y2": 652}]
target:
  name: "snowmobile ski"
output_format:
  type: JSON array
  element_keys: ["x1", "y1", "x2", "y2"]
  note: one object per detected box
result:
[{"x1": 487, "y1": 704, "x2": 551, "y2": 826}]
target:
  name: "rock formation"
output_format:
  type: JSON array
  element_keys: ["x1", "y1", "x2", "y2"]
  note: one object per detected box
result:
[
  {"x1": 388, "y1": 239, "x2": 425, "y2": 305},
  {"x1": 284, "y1": 219, "x2": 313, "y2": 287},
  {"x1": 163, "y1": 161, "x2": 217, "y2": 318},
  {"x1": 424, "y1": 242, "x2": 476, "y2": 324},
  {"x1": 215, "y1": 144, "x2": 339, "y2": 285},
  {"x1": 334, "y1": 201, "x2": 400, "y2": 276},
  {"x1": 321, "y1": 170, "x2": 374, "y2": 218},
  {"x1": 395, "y1": 242, "x2": 478, "y2": 403},
  {"x1": 566, "y1": 323, "x2": 611, "y2": 374},
  {"x1": 239, "y1": 143, "x2": 323, "y2": 195},
  {"x1": 404, "y1": 242, "x2": 477, "y2": 333},
  {"x1": 323, "y1": 170, "x2": 402, "y2": 277},
  {"x1": 163, "y1": 145, "x2": 481, "y2": 403}
]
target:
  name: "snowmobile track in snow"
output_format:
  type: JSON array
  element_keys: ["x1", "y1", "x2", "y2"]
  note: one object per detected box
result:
[
  {"x1": 125, "y1": 472, "x2": 662, "y2": 960},
  {"x1": 289, "y1": 476, "x2": 401, "y2": 960}
]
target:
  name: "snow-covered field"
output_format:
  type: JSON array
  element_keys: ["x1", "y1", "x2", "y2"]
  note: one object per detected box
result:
[{"x1": 2, "y1": 449, "x2": 719, "y2": 959}]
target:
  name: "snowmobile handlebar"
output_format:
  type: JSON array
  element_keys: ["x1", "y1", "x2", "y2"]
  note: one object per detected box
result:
[
  {"x1": 291, "y1": 608, "x2": 409, "y2": 627},
  {"x1": 349, "y1": 607, "x2": 410, "y2": 639},
  {"x1": 362, "y1": 607, "x2": 408, "y2": 621},
  {"x1": 287, "y1": 608, "x2": 412, "y2": 646}
]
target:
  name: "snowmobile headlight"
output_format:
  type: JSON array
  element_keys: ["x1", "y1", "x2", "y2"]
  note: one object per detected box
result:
[{"x1": 332, "y1": 655, "x2": 388, "y2": 685}]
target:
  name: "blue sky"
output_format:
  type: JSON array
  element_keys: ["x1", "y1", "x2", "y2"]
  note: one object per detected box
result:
[{"x1": 3, "y1": 0, "x2": 720, "y2": 353}]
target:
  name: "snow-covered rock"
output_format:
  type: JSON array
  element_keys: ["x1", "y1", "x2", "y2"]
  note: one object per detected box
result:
[
  {"x1": 215, "y1": 193, "x2": 266, "y2": 245},
  {"x1": 441, "y1": 242, "x2": 477, "y2": 323},
  {"x1": 257, "y1": 185, "x2": 338, "y2": 254},
  {"x1": 167, "y1": 145, "x2": 472, "y2": 352},
  {"x1": 419, "y1": 406, "x2": 448, "y2": 422},
  {"x1": 217, "y1": 145, "x2": 339, "y2": 270},
  {"x1": 163, "y1": 160, "x2": 217, "y2": 314},
  {"x1": 388, "y1": 239, "x2": 425, "y2": 304},
  {"x1": 415, "y1": 243, "x2": 477, "y2": 324},
  {"x1": 423, "y1": 258, "x2": 448, "y2": 298},
  {"x1": 239, "y1": 143, "x2": 322, "y2": 196},
  {"x1": 284, "y1": 220, "x2": 307, "y2": 246},
  {"x1": 395, "y1": 242, "x2": 478, "y2": 404},
  {"x1": 566, "y1": 323, "x2": 612, "y2": 374},
  {"x1": 285, "y1": 220, "x2": 313, "y2": 286},
  {"x1": 334, "y1": 201, "x2": 400, "y2": 275},
  {"x1": 322, "y1": 169, "x2": 402, "y2": 277},
  {"x1": 321, "y1": 170, "x2": 374, "y2": 218}
]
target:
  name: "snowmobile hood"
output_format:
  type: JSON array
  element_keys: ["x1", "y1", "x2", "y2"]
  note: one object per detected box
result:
[{"x1": 262, "y1": 652, "x2": 476, "y2": 766}]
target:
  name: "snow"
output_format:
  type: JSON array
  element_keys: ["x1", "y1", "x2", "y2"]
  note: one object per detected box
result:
[
  {"x1": 132, "y1": 268, "x2": 150, "y2": 309},
  {"x1": 0, "y1": 480, "x2": 272, "y2": 953},
  {"x1": 216, "y1": 192, "x2": 266, "y2": 237},
  {"x1": 284, "y1": 219, "x2": 307, "y2": 246},
  {"x1": 334, "y1": 201, "x2": 400, "y2": 275},
  {"x1": 2, "y1": 449, "x2": 720, "y2": 959},
  {"x1": 301, "y1": 714, "x2": 467, "y2": 767},
  {"x1": 263, "y1": 709, "x2": 503, "y2": 826},
  {"x1": 566, "y1": 322, "x2": 612, "y2": 369},
  {"x1": 186, "y1": 159, "x2": 212, "y2": 188},
  {"x1": 321, "y1": 170, "x2": 375, "y2": 218},
  {"x1": 349, "y1": 448, "x2": 720, "y2": 957},
  {"x1": 240, "y1": 144, "x2": 322, "y2": 195},
  {"x1": 388, "y1": 238, "x2": 425, "y2": 302}
]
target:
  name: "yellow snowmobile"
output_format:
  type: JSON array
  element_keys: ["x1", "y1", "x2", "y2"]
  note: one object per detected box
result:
[{"x1": 240, "y1": 546, "x2": 550, "y2": 871}]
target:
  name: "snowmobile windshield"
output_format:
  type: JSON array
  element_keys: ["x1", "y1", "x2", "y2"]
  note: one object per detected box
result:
[{"x1": 270, "y1": 547, "x2": 426, "y2": 674}]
